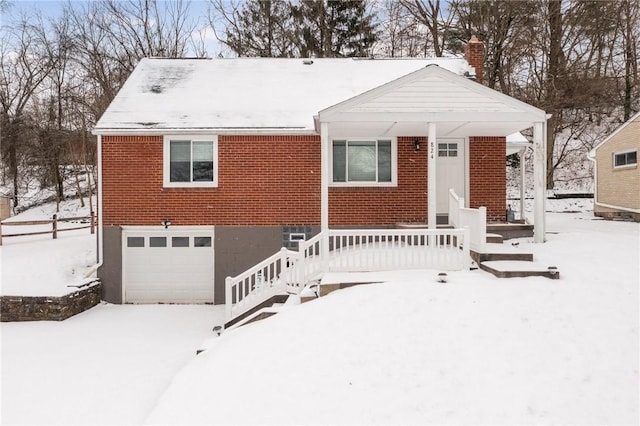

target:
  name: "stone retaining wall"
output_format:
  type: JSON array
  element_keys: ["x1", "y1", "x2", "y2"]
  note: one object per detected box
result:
[{"x1": 0, "y1": 281, "x2": 101, "y2": 322}]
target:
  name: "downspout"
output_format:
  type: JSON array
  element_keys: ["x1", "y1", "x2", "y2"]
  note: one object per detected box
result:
[{"x1": 85, "y1": 133, "x2": 104, "y2": 277}]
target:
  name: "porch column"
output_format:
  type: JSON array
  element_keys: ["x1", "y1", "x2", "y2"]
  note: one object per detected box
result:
[
  {"x1": 519, "y1": 148, "x2": 526, "y2": 221},
  {"x1": 428, "y1": 122, "x2": 437, "y2": 229},
  {"x1": 533, "y1": 121, "x2": 546, "y2": 243},
  {"x1": 320, "y1": 122, "x2": 330, "y2": 265},
  {"x1": 320, "y1": 122, "x2": 329, "y2": 233}
]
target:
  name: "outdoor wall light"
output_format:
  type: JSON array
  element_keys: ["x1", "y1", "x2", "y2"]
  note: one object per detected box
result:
[
  {"x1": 161, "y1": 219, "x2": 172, "y2": 229},
  {"x1": 414, "y1": 138, "x2": 421, "y2": 150},
  {"x1": 547, "y1": 266, "x2": 558, "y2": 276},
  {"x1": 437, "y1": 272, "x2": 448, "y2": 283}
]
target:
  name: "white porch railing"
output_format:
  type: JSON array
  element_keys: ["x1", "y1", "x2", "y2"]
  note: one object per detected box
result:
[
  {"x1": 224, "y1": 248, "x2": 299, "y2": 323},
  {"x1": 225, "y1": 227, "x2": 471, "y2": 325},
  {"x1": 448, "y1": 188, "x2": 487, "y2": 253}
]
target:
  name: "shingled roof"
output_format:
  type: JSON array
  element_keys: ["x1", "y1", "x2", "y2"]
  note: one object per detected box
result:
[{"x1": 94, "y1": 57, "x2": 475, "y2": 133}]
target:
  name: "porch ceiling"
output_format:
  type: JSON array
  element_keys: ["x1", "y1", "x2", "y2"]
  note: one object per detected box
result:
[{"x1": 325, "y1": 119, "x2": 535, "y2": 139}]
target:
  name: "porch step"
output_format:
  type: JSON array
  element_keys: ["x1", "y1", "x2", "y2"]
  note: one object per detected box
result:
[
  {"x1": 479, "y1": 261, "x2": 560, "y2": 279},
  {"x1": 319, "y1": 271, "x2": 406, "y2": 297},
  {"x1": 486, "y1": 223, "x2": 534, "y2": 240},
  {"x1": 224, "y1": 307, "x2": 280, "y2": 332},
  {"x1": 471, "y1": 243, "x2": 533, "y2": 263},
  {"x1": 486, "y1": 233, "x2": 503, "y2": 244},
  {"x1": 224, "y1": 294, "x2": 289, "y2": 329}
]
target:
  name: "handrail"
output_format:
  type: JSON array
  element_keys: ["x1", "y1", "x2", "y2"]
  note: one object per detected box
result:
[
  {"x1": 225, "y1": 247, "x2": 299, "y2": 322},
  {"x1": 448, "y1": 188, "x2": 486, "y2": 253},
  {"x1": 225, "y1": 226, "x2": 472, "y2": 325}
]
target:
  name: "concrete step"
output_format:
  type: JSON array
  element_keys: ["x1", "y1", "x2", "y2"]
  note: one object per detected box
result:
[
  {"x1": 224, "y1": 294, "x2": 289, "y2": 329},
  {"x1": 471, "y1": 243, "x2": 534, "y2": 263},
  {"x1": 486, "y1": 233, "x2": 503, "y2": 244},
  {"x1": 480, "y1": 260, "x2": 559, "y2": 279},
  {"x1": 486, "y1": 223, "x2": 534, "y2": 240}
]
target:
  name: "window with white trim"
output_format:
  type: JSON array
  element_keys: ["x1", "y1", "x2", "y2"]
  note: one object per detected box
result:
[
  {"x1": 613, "y1": 150, "x2": 637, "y2": 168},
  {"x1": 331, "y1": 139, "x2": 395, "y2": 185},
  {"x1": 163, "y1": 136, "x2": 218, "y2": 187}
]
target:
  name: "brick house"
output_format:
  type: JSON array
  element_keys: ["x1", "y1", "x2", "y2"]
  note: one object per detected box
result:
[
  {"x1": 93, "y1": 38, "x2": 548, "y2": 306},
  {"x1": 588, "y1": 111, "x2": 640, "y2": 221}
]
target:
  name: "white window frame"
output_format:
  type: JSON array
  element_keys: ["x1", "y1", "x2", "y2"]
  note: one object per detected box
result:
[
  {"x1": 330, "y1": 137, "x2": 397, "y2": 187},
  {"x1": 163, "y1": 135, "x2": 218, "y2": 188},
  {"x1": 613, "y1": 149, "x2": 638, "y2": 169}
]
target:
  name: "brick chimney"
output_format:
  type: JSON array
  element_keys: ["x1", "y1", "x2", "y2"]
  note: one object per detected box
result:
[{"x1": 464, "y1": 36, "x2": 484, "y2": 83}]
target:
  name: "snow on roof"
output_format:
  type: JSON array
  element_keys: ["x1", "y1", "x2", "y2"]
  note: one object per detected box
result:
[
  {"x1": 94, "y1": 57, "x2": 475, "y2": 133},
  {"x1": 506, "y1": 132, "x2": 530, "y2": 155}
]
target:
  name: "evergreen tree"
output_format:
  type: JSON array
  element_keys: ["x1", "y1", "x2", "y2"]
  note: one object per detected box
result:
[{"x1": 291, "y1": 0, "x2": 378, "y2": 58}]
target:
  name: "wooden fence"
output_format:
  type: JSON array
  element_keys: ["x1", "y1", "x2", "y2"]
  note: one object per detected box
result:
[{"x1": 0, "y1": 212, "x2": 95, "y2": 246}]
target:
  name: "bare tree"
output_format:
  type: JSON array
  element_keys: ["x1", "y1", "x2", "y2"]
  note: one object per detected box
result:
[
  {"x1": 209, "y1": 0, "x2": 297, "y2": 57},
  {"x1": 67, "y1": 0, "x2": 197, "y2": 121},
  {"x1": 400, "y1": 0, "x2": 455, "y2": 57},
  {"x1": 376, "y1": 0, "x2": 430, "y2": 57},
  {"x1": 0, "y1": 12, "x2": 57, "y2": 208},
  {"x1": 620, "y1": 0, "x2": 639, "y2": 120}
]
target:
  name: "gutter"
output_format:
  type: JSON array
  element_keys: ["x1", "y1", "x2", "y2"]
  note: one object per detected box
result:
[{"x1": 92, "y1": 127, "x2": 318, "y2": 136}]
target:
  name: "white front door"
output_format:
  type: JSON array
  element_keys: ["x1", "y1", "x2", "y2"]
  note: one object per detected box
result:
[
  {"x1": 436, "y1": 139, "x2": 465, "y2": 215},
  {"x1": 122, "y1": 227, "x2": 215, "y2": 303}
]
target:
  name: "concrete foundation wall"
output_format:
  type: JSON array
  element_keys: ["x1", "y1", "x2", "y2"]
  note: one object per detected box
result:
[{"x1": 99, "y1": 226, "x2": 123, "y2": 303}]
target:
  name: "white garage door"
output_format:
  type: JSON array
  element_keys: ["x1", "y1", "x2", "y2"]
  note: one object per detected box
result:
[{"x1": 123, "y1": 227, "x2": 214, "y2": 303}]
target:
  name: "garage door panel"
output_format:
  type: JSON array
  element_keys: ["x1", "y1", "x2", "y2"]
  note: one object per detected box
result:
[{"x1": 123, "y1": 228, "x2": 214, "y2": 304}]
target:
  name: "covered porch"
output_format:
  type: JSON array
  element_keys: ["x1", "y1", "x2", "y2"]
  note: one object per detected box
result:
[{"x1": 316, "y1": 64, "x2": 547, "y2": 243}]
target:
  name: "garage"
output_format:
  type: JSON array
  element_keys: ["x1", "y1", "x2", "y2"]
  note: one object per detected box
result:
[{"x1": 122, "y1": 227, "x2": 215, "y2": 303}]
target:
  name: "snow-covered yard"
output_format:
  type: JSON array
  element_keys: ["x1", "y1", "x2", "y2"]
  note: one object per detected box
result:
[{"x1": 1, "y1": 202, "x2": 639, "y2": 425}]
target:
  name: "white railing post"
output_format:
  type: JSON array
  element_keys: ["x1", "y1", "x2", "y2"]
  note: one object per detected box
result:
[
  {"x1": 463, "y1": 226, "x2": 471, "y2": 269},
  {"x1": 477, "y1": 206, "x2": 487, "y2": 253},
  {"x1": 225, "y1": 276, "x2": 233, "y2": 323}
]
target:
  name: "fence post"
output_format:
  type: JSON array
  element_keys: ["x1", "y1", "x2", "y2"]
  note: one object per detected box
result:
[
  {"x1": 90, "y1": 211, "x2": 95, "y2": 234},
  {"x1": 52, "y1": 214, "x2": 58, "y2": 240}
]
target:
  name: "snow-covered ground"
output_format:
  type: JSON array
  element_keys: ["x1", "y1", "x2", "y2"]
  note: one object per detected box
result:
[
  {"x1": 1, "y1": 304, "x2": 223, "y2": 425},
  {"x1": 1, "y1": 208, "x2": 638, "y2": 425},
  {"x1": 0, "y1": 197, "x2": 97, "y2": 296},
  {"x1": 146, "y1": 212, "x2": 639, "y2": 425}
]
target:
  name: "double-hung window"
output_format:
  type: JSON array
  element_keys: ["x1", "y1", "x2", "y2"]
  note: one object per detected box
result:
[
  {"x1": 613, "y1": 150, "x2": 637, "y2": 169},
  {"x1": 331, "y1": 139, "x2": 395, "y2": 185},
  {"x1": 163, "y1": 136, "x2": 218, "y2": 187}
]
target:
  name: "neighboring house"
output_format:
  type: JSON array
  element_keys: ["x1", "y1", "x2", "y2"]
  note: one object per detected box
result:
[
  {"x1": 93, "y1": 38, "x2": 548, "y2": 305},
  {"x1": 588, "y1": 112, "x2": 640, "y2": 221}
]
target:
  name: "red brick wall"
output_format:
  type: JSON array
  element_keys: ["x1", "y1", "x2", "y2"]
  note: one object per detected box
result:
[
  {"x1": 101, "y1": 135, "x2": 321, "y2": 226},
  {"x1": 101, "y1": 134, "x2": 505, "y2": 226},
  {"x1": 329, "y1": 136, "x2": 428, "y2": 225},
  {"x1": 464, "y1": 37, "x2": 484, "y2": 84},
  {"x1": 468, "y1": 136, "x2": 506, "y2": 222}
]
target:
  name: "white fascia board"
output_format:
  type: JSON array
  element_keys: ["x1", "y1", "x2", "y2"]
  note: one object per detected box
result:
[
  {"x1": 92, "y1": 127, "x2": 318, "y2": 136},
  {"x1": 592, "y1": 111, "x2": 640, "y2": 153},
  {"x1": 321, "y1": 111, "x2": 544, "y2": 123}
]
